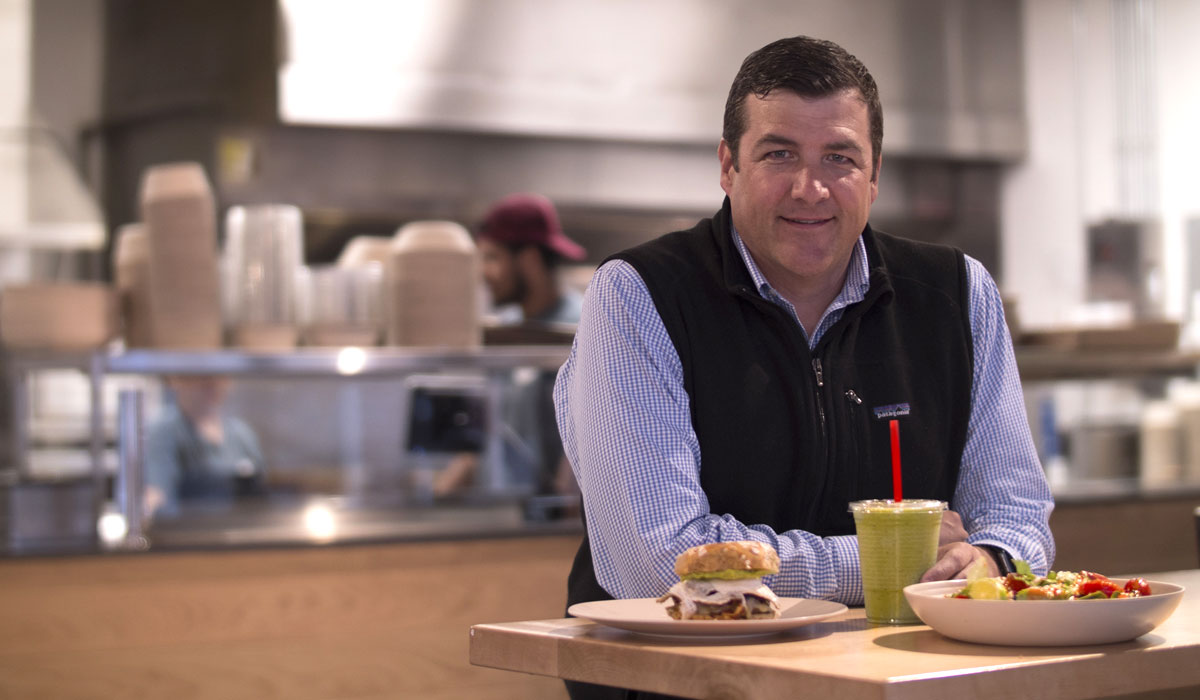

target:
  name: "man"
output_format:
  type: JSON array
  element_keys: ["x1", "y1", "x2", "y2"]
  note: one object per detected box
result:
[
  {"x1": 553, "y1": 35, "x2": 1053, "y2": 697},
  {"x1": 476, "y1": 192, "x2": 587, "y2": 325},
  {"x1": 432, "y1": 194, "x2": 588, "y2": 500}
]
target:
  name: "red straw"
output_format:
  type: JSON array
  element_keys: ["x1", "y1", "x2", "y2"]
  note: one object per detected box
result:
[{"x1": 889, "y1": 419, "x2": 903, "y2": 502}]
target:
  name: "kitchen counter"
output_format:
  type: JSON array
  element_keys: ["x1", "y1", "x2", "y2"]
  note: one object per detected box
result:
[
  {"x1": 0, "y1": 534, "x2": 580, "y2": 699},
  {"x1": 470, "y1": 569, "x2": 1200, "y2": 700}
]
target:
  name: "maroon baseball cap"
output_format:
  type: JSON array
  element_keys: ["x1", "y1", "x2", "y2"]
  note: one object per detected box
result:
[{"x1": 478, "y1": 193, "x2": 586, "y2": 261}]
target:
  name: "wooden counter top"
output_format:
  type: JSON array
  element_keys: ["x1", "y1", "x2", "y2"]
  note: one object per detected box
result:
[
  {"x1": 470, "y1": 569, "x2": 1200, "y2": 700},
  {"x1": 0, "y1": 535, "x2": 580, "y2": 700}
]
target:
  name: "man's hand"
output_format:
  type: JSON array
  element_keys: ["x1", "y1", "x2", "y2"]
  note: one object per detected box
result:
[
  {"x1": 920, "y1": 510, "x2": 999, "y2": 582},
  {"x1": 938, "y1": 510, "x2": 969, "y2": 546},
  {"x1": 920, "y1": 543, "x2": 998, "y2": 582}
]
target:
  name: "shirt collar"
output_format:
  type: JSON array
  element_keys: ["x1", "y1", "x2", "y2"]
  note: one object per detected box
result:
[{"x1": 730, "y1": 226, "x2": 872, "y2": 313}]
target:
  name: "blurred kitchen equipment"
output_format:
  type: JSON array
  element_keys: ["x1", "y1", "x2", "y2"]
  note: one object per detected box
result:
[
  {"x1": 1087, "y1": 219, "x2": 1164, "y2": 320},
  {"x1": 1054, "y1": 380, "x2": 1143, "y2": 483},
  {"x1": 0, "y1": 127, "x2": 105, "y2": 252},
  {"x1": 113, "y1": 389, "x2": 146, "y2": 548},
  {"x1": 1139, "y1": 400, "x2": 1182, "y2": 488},
  {"x1": 1169, "y1": 380, "x2": 1200, "y2": 483},
  {"x1": 1068, "y1": 422, "x2": 1139, "y2": 480},
  {"x1": 223, "y1": 204, "x2": 304, "y2": 350},
  {"x1": 139, "y1": 162, "x2": 222, "y2": 349},
  {"x1": 396, "y1": 373, "x2": 492, "y2": 503},
  {"x1": 297, "y1": 263, "x2": 382, "y2": 347},
  {"x1": 1194, "y1": 506, "x2": 1200, "y2": 566},
  {"x1": 386, "y1": 221, "x2": 480, "y2": 348},
  {"x1": 0, "y1": 283, "x2": 116, "y2": 349},
  {"x1": 113, "y1": 223, "x2": 152, "y2": 348}
]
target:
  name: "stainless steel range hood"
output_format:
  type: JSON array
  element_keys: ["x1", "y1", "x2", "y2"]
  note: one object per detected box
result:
[
  {"x1": 277, "y1": 0, "x2": 1026, "y2": 160},
  {"x1": 93, "y1": 0, "x2": 1021, "y2": 277}
]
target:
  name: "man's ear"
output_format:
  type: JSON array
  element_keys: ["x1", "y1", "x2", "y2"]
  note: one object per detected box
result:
[
  {"x1": 869, "y1": 154, "x2": 882, "y2": 202},
  {"x1": 718, "y1": 140, "x2": 737, "y2": 195}
]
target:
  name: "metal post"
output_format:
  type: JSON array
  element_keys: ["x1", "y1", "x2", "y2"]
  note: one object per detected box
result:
[
  {"x1": 116, "y1": 388, "x2": 145, "y2": 545},
  {"x1": 88, "y1": 351, "x2": 106, "y2": 524}
]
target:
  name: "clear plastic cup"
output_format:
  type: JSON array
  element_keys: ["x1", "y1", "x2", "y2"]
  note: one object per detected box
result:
[{"x1": 849, "y1": 499, "x2": 946, "y2": 624}]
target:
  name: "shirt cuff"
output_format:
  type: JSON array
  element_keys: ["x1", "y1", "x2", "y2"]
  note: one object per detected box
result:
[{"x1": 828, "y1": 534, "x2": 864, "y2": 606}]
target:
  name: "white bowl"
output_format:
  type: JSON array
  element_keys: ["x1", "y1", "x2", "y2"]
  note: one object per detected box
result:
[{"x1": 903, "y1": 578, "x2": 1185, "y2": 646}]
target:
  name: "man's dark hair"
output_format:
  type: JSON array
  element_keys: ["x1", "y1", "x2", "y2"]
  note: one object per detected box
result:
[
  {"x1": 507, "y1": 241, "x2": 563, "y2": 270},
  {"x1": 722, "y1": 35, "x2": 883, "y2": 178}
]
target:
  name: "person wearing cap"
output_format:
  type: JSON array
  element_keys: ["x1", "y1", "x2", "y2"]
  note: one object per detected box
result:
[
  {"x1": 431, "y1": 194, "x2": 588, "y2": 504},
  {"x1": 475, "y1": 192, "x2": 588, "y2": 325}
]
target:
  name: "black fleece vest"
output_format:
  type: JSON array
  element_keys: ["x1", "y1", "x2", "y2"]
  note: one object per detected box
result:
[{"x1": 567, "y1": 200, "x2": 974, "y2": 607}]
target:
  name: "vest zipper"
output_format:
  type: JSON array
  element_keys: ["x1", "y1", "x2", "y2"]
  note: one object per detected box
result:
[{"x1": 811, "y1": 358, "x2": 826, "y2": 436}]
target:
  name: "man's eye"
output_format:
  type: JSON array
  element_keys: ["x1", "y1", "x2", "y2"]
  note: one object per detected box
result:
[
  {"x1": 827, "y1": 154, "x2": 853, "y2": 165},
  {"x1": 764, "y1": 150, "x2": 791, "y2": 161}
]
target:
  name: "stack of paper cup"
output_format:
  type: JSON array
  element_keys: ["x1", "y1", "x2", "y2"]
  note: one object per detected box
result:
[
  {"x1": 112, "y1": 223, "x2": 152, "y2": 348},
  {"x1": 138, "y1": 162, "x2": 222, "y2": 349},
  {"x1": 386, "y1": 221, "x2": 480, "y2": 348},
  {"x1": 338, "y1": 236, "x2": 391, "y2": 268}
]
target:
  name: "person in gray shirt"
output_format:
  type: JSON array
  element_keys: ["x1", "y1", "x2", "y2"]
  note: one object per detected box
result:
[{"x1": 143, "y1": 375, "x2": 266, "y2": 519}]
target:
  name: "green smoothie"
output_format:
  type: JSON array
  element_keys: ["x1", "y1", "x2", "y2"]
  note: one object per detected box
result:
[{"x1": 849, "y1": 499, "x2": 945, "y2": 624}]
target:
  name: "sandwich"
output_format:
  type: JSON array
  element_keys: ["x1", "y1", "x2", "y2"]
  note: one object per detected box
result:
[{"x1": 656, "y1": 540, "x2": 781, "y2": 620}]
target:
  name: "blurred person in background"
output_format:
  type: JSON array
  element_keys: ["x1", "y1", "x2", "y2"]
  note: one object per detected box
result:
[
  {"x1": 143, "y1": 375, "x2": 266, "y2": 520},
  {"x1": 476, "y1": 192, "x2": 588, "y2": 325},
  {"x1": 431, "y1": 194, "x2": 588, "y2": 508}
]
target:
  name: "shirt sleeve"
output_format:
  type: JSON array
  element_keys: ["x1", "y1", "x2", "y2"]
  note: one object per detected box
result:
[
  {"x1": 554, "y1": 260, "x2": 862, "y2": 604},
  {"x1": 956, "y1": 256, "x2": 1056, "y2": 573},
  {"x1": 144, "y1": 412, "x2": 183, "y2": 516}
]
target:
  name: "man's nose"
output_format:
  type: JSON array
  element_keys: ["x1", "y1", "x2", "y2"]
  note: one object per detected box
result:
[{"x1": 791, "y1": 167, "x2": 830, "y2": 202}]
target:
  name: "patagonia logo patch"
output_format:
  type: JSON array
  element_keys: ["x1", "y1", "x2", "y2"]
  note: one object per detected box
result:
[{"x1": 873, "y1": 403, "x2": 911, "y2": 419}]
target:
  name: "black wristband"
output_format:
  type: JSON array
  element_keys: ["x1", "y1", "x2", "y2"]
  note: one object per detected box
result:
[{"x1": 979, "y1": 545, "x2": 1015, "y2": 575}]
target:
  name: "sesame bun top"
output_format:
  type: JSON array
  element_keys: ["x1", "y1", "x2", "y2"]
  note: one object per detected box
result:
[{"x1": 673, "y1": 541, "x2": 780, "y2": 579}]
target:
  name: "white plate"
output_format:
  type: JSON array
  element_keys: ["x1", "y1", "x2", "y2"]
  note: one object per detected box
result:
[
  {"x1": 903, "y1": 578, "x2": 1185, "y2": 646},
  {"x1": 567, "y1": 597, "x2": 847, "y2": 638}
]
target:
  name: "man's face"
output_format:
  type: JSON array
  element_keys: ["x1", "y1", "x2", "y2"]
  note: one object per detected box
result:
[
  {"x1": 169, "y1": 376, "x2": 230, "y2": 420},
  {"x1": 479, "y1": 238, "x2": 525, "y2": 306},
  {"x1": 719, "y1": 89, "x2": 879, "y2": 300}
]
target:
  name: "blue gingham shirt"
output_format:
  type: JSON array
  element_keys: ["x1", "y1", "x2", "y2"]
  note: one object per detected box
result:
[{"x1": 553, "y1": 229, "x2": 1056, "y2": 605}]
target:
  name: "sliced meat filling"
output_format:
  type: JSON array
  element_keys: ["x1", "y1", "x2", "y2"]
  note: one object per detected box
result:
[{"x1": 656, "y1": 578, "x2": 781, "y2": 620}]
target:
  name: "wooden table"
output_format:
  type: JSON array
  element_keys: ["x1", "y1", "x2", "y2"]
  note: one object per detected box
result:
[{"x1": 470, "y1": 570, "x2": 1200, "y2": 700}]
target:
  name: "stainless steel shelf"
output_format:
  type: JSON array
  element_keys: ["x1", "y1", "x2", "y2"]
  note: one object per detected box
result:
[
  {"x1": 105, "y1": 346, "x2": 571, "y2": 376},
  {"x1": 1015, "y1": 347, "x2": 1200, "y2": 381}
]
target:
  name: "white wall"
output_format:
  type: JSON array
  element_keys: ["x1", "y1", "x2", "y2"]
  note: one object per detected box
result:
[
  {"x1": 1157, "y1": 0, "x2": 1200, "y2": 322},
  {"x1": 0, "y1": 0, "x2": 32, "y2": 282},
  {"x1": 1004, "y1": 0, "x2": 1200, "y2": 328}
]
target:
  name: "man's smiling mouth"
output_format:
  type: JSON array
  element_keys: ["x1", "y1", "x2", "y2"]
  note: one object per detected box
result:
[{"x1": 782, "y1": 216, "x2": 832, "y2": 225}]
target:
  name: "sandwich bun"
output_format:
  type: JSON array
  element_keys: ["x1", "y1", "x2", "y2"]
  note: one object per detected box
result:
[{"x1": 674, "y1": 540, "x2": 780, "y2": 580}]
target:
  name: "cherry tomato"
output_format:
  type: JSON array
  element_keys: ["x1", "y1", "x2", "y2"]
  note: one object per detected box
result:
[
  {"x1": 1077, "y1": 578, "x2": 1121, "y2": 598},
  {"x1": 1079, "y1": 570, "x2": 1111, "y2": 582},
  {"x1": 1123, "y1": 577, "x2": 1152, "y2": 597},
  {"x1": 1003, "y1": 573, "x2": 1030, "y2": 593}
]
